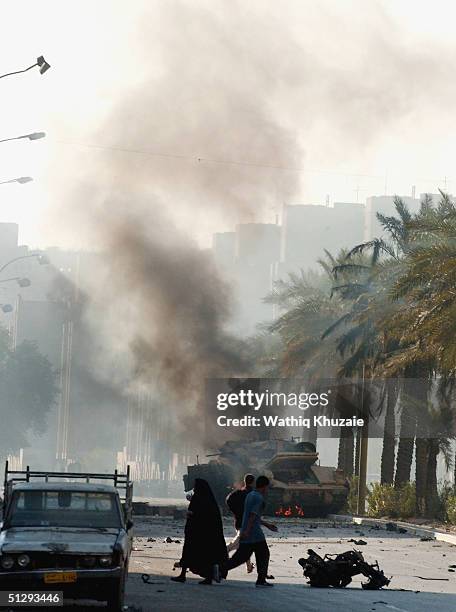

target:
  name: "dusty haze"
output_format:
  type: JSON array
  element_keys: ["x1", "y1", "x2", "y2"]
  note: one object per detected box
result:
[
  {"x1": 40, "y1": 0, "x2": 456, "y2": 446},
  {"x1": 5, "y1": 1, "x2": 456, "y2": 450}
]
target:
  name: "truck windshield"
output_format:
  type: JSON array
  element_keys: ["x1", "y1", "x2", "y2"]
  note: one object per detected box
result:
[{"x1": 6, "y1": 491, "x2": 122, "y2": 529}]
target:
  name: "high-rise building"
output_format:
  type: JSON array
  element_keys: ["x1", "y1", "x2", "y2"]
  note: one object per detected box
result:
[
  {"x1": 213, "y1": 206, "x2": 367, "y2": 333},
  {"x1": 280, "y1": 205, "x2": 332, "y2": 269},
  {"x1": 0, "y1": 223, "x2": 19, "y2": 252},
  {"x1": 280, "y1": 202, "x2": 364, "y2": 273},
  {"x1": 365, "y1": 193, "x2": 455, "y2": 240},
  {"x1": 212, "y1": 232, "x2": 235, "y2": 269},
  {"x1": 235, "y1": 223, "x2": 281, "y2": 266},
  {"x1": 365, "y1": 195, "x2": 420, "y2": 240},
  {"x1": 233, "y1": 223, "x2": 280, "y2": 333}
]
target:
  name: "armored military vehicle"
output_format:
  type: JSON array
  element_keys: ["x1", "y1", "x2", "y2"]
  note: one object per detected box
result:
[{"x1": 183, "y1": 439, "x2": 348, "y2": 517}]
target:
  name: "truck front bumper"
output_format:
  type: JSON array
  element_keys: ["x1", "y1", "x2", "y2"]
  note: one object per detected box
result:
[{"x1": 0, "y1": 568, "x2": 122, "y2": 600}]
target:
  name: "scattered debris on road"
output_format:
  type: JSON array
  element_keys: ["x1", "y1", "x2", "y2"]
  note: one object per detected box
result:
[
  {"x1": 164, "y1": 536, "x2": 181, "y2": 543},
  {"x1": 385, "y1": 523, "x2": 398, "y2": 532},
  {"x1": 349, "y1": 539, "x2": 367, "y2": 545}
]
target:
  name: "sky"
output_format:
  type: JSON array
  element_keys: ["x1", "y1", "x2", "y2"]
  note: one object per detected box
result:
[{"x1": 2, "y1": 0, "x2": 456, "y2": 248}]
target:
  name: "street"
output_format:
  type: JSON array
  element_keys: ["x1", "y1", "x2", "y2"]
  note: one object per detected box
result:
[{"x1": 123, "y1": 516, "x2": 456, "y2": 612}]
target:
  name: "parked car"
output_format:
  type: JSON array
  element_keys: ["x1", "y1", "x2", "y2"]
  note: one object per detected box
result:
[{"x1": 0, "y1": 463, "x2": 133, "y2": 611}]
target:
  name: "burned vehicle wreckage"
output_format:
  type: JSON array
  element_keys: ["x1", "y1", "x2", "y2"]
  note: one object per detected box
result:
[
  {"x1": 298, "y1": 548, "x2": 390, "y2": 590},
  {"x1": 0, "y1": 463, "x2": 133, "y2": 611},
  {"x1": 184, "y1": 439, "x2": 349, "y2": 516}
]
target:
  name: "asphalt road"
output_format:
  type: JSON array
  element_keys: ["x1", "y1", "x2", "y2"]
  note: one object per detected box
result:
[{"x1": 123, "y1": 516, "x2": 456, "y2": 612}]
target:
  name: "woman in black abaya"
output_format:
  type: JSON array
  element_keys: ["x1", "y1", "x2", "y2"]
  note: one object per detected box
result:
[{"x1": 171, "y1": 478, "x2": 227, "y2": 584}]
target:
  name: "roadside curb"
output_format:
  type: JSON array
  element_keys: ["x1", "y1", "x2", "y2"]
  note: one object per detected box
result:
[
  {"x1": 328, "y1": 513, "x2": 456, "y2": 546},
  {"x1": 132, "y1": 501, "x2": 187, "y2": 518}
]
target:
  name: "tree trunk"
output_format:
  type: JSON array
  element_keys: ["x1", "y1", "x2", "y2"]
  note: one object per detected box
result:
[
  {"x1": 415, "y1": 437, "x2": 429, "y2": 517},
  {"x1": 381, "y1": 385, "x2": 397, "y2": 485},
  {"x1": 425, "y1": 439, "x2": 439, "y2": 519},
  {"x1": 395, "y1": 378, "x2": 418, "y2": 488},
  {"x1": 354, "y1": 428, "x2": 361, "y2": 477},
  {"x1": 454, "y1": 449, "x2": 456, "y2": 495},
  {"x1": 394, "y1": 431, "x2": 415, "y2": 487},
  {"x1": 304, "y1": 402, "x2": 318, "y2": 446},
  {"x1": 336, "y1": 386, "x2": 356, "y2": 477},
  {"x1": 338, "y1": 428, "x2": 354, "y2": 477},
  {"x1": 413, "y1": 375, "x2": 431, "y2": 516}
]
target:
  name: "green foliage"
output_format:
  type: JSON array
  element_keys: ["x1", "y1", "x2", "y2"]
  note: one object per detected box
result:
[
  {"x1": 365, "y1": 479, "x2": 456, "y2": 524},
  {"x1": 397, "y1": 482, "x2": 416, "y2": 518},
  {"x1": 0, "y1": 328, "x2": 58, "y2": 452},
  {"x1": 344, "y1": 475, "x2": 359, "y2": 514},
  {"x1": 266, "y1": 253, "x2": 348, "y2": 377},
  {"x1": 268, "y1": 194, "x2": 456, "y2": 520},
  {"x1": 438, "y1": 482, "x2": 456, "y2": 524},
  {"x1": 367, "y1": 482, "x2": 415, "y2": 519},
  {"x1": 445, "y1": 496, "x2": 456, "y2": 524},
  {"x1": 367, "y1": 483, "x2": 397, "y2": 517}
]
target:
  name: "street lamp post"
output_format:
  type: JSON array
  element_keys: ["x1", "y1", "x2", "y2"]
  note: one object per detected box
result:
[
  {"x1": 0, "y1": 56, "x2": 51, "y2": 80},
  {"x1": 0, "y1": 277, "x2": 31, "y2": 287},
  {"x1": 1, "y1": 255, "x2": 49, "y2": 352},
  {"x1": 0, "y1": 253, "x2": 48, "y2": 276},
  {"x1": 0, "y1": 132, "x2": 46, "y2": 144}
]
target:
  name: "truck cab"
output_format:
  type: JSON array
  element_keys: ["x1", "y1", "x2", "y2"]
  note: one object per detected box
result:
[{"x1": 0, "y1": 463, "x2": 133, "y2": 611}]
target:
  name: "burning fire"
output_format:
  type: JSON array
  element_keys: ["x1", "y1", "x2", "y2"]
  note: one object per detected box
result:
[{"x1": 275, "y1": 504, "x2": 305, "y2": 517}]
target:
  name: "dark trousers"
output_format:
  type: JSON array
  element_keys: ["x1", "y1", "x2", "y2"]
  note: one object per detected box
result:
[{"x1": 225, "y1": 540, "x2": 270, "y2": 582}]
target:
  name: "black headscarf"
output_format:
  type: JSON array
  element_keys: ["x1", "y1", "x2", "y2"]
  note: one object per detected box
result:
[{"x1": 180, "y1": 478, "x2": 228, "y2": 578}]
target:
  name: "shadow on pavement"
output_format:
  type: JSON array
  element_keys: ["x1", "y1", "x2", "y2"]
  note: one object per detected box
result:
[{"x1": 125, "y1": 570, "x2": 456, "y2": 612}]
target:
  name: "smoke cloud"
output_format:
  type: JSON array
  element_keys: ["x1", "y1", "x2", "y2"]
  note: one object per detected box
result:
[{"x1": 42, "y1": 0, "x2": 456, "y2": 451}]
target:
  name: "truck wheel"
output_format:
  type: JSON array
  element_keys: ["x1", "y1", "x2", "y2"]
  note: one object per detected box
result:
[{"x1": 107, "y1": 570, "x2": 126, "y2": 611}]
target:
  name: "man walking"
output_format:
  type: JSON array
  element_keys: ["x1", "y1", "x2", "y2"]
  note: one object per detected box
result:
[
  {"x1": 224, "y1": 475, "x2": 277, "y2": 587},
  {"x1": 226, "y1": 474, "x2": 255, "y2": 573}
]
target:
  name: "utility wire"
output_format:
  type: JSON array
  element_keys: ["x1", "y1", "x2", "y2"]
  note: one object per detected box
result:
[
  {"x1": 53, "y1": 139, "x2": 455, "y2": 187},
  {"x1": 55, "y1": 139, "x2": 385, "y2": 180}
]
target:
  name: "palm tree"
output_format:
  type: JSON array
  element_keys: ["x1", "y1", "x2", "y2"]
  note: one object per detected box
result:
[
  {"x1": 331, "y1": 197, "x2": 439, "y2": 492},
  {"x1": 322, "y1": 232, "x2": 403, "y2": 487},
  {"x1": 386, "y1": 193, "x2": 456, "y2": 514},
  {"x1": 267, "y1": 252, "x2": 347, "y2": 378},
  {"x1": 266, "y1": 252, "x2": 354, "y2": 470},
  {"x1": 265, "y1": 193, "x2": 456, "y2": 517}
]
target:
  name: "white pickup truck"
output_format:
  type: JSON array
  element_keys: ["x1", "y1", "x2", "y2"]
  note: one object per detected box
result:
[{"x1": 0, "y1": 464, "x2": 133, "y2": 611}]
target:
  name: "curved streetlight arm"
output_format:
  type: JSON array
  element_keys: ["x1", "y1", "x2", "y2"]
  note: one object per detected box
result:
[
  {"x1": 0, "y1": 177, "x2": 33, "y2": 185},
  {"x1": 0, "y1": 132, "x2": 45, "y2": 144},
  {"x1": 0, "y1": 56, "x2": 50, "y2": 80},
  {"x1": 0, "y1": 62, "x2": 38, "y2": 80},
  {"x1": 0, "y1": 253, "x2": 46, "y2": 275},
  {"x1": 0, "y1": 277, "x2": 23, "y2": 284}
]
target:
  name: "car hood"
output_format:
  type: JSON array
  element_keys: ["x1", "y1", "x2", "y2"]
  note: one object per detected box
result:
[{"x1": 0, "y1": 527, "x2": 120, "y2": 554}]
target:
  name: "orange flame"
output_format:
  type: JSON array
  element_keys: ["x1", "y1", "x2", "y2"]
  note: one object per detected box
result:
[
  {"x1": 295, "y1": 504, "x2": 305, "y2": 516},
  {"x1": 274, "y1": 504, "x2": 305, "y2": 517}
]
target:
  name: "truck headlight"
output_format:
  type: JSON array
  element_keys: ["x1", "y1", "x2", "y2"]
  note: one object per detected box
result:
[
  {"x1": 1, "y1": 556, "x2": 14, "y2": 569},
  {"x1": 17, "y1": 554, "x2": 30, "y2": 568},
  {"x1": 98, "y1": 556, "x2": 112, "y2": 567}
]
